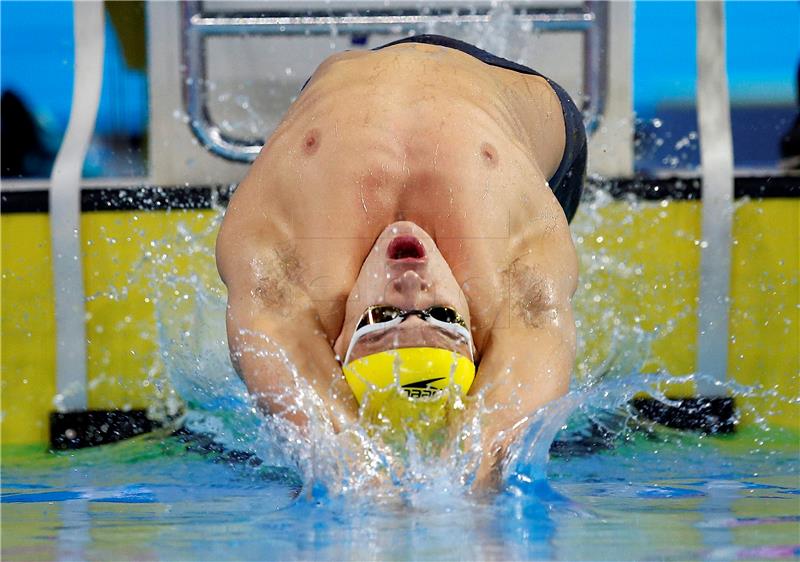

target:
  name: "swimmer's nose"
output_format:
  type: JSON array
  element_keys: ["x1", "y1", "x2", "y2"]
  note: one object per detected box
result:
[{"x1": 390, "y1": 270, "x2": 431, "y2": 308}]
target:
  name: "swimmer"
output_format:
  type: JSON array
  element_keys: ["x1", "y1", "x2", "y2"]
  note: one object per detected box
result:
[{"x1": 216, "y1": 35, "x2": 586, "y2": 489}]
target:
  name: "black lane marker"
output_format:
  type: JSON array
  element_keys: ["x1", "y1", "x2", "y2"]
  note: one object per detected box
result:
[
  {"x1": 50, "y1": 409, "x2": 156, "y2": 450},
  {"x1": 631, "y1": 396, "x2": 736, "y2": 434}
]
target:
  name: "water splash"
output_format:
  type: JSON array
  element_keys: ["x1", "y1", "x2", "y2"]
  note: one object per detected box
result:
[
  {"x1": 424, "y1": 2, "x2": 540, "y2": 64},
  {"x1": 144, "y1": 236, "x2": 771, "y2": 498},
  {"x1": 107, "y1": 180, "x2": 793, "y2": 500}
]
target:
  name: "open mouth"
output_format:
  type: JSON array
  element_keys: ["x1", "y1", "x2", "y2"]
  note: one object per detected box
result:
[{"x1": 387, "y1": 235, "x2": 427, "y2": 261}]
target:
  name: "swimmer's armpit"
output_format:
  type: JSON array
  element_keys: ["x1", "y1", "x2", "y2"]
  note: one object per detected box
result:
[
  {"x1": 250, "y1": 244, "x2": 307, "y2": 313},
  {"x1": 506, "y1": 259, "x2": 559, "y2": 328}
]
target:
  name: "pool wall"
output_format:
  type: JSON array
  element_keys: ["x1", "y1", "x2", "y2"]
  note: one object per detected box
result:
[{"x1": 2, "y1": 186, "x2": 797, "y2": 445}]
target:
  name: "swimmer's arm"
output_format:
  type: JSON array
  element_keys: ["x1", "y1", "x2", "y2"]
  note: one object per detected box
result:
[
  {"x1": 469, "y1": 303, "x2": 576, "y2": 489},
  {"x1": 216, "y1": 226, "x2": 357, "y2": 432},
  {"x1": 468, "y1": 227, "x2": 578, "y2": 490},
  {"x1": 223, "y1": 292, "x2": 404, "y2": 493},
  {"x1": 223, "y1": 285, "x2": 358, "y2": 432},
  {"x1": 220, "y1": 251, "x2": 399, "y2": 490}
]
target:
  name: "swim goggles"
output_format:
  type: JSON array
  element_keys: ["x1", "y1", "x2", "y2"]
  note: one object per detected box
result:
[{"x1": 343, "y1": 305, "x2": 474, "y2": 364}]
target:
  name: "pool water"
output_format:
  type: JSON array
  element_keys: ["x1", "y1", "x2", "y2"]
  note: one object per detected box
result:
[{"x1": 3, "y1": 416, "x2": 798, "y2": 561}]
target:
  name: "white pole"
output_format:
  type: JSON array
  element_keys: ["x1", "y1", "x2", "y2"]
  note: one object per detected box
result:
[
  {"x1": 49, "y1": 1, "x2": 106, "y2": 411},
  {"x1": 695, "y1": 1, "x2": 734, "y2": 396}
]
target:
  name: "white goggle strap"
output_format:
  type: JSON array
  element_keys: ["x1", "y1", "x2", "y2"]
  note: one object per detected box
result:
[
  {"x1": 343, "y1": 315, "x2": 402, "y2": 365},
  {"x1": 343, "y1": 314, "x2": 475, "y2": 365},
  {"x1": 425, "y1": 316, "x2": 475, "y2": 362}
]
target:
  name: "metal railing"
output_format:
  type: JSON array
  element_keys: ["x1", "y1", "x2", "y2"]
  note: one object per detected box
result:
[{"x1": 181, "y1": 1, "x2": 608, "y2": 162}]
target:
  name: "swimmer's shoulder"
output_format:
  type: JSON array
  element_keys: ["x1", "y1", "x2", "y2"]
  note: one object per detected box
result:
[
  {"x1": 310, "y1": 42, "x2": 479, "y2": 82},
  {"x1": 216, "y1": 156, "x2": 298, "y2": 289},
  {"x1": 317, "y1": 49, "x2": 369, "y2": 71}
]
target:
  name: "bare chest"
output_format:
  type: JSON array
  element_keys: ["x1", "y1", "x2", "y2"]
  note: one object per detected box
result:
[
  {"x1": 267, "y1": 130, "x2": 549, "y2": 335},
  {"x1": 251, "y1": 70, "x2": 555, "y2": 337}
]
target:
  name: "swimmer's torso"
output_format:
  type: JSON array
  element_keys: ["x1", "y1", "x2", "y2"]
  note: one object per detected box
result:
[{"x1": 220, "y1": 43, "x2": 569, "y2": 346}]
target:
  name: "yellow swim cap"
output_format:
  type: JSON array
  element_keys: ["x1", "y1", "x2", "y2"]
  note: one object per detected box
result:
[{"x1": 342, "y1": 347, "x2": 475, "y2": 439}]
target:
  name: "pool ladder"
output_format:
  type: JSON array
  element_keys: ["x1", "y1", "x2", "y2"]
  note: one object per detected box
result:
[{"x1": 180, "y1": 0, "x2": 609, "y2": 162}]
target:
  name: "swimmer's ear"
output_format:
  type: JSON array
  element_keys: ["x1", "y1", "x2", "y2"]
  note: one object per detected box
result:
[{"x1": 332, "y1": 321, "x2": 351, "y2": 361}]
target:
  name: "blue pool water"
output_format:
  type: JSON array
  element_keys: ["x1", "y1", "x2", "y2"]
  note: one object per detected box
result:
[{"x1": 2, "y1": 418, "x2": 798, "y2": 561}]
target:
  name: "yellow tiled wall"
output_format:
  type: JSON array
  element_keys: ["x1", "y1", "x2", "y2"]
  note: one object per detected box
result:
[{"x1": 1, "y1": 198, "x2": 797, "y2": 444}]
